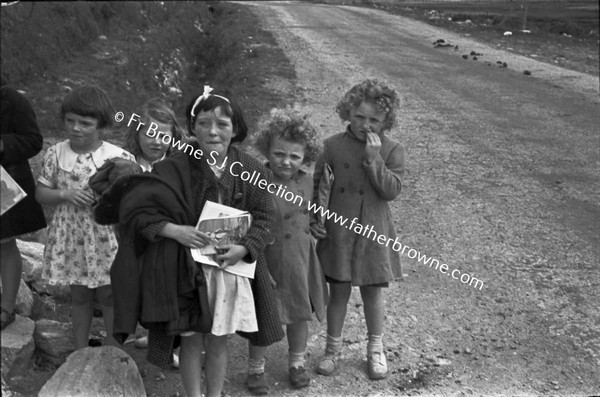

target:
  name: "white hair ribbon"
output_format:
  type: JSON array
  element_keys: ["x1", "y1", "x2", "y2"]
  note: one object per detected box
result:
[{"x1": 190, "y1": 85, "x2": 230, "y2": 117}]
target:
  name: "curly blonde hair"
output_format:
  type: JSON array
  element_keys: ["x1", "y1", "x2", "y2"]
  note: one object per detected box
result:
[
  {"x1": 254, "y1": 106, "x2": 322, "y2": 164},
  {"x1": 336, "y1": 79, "x2": 400, "y2": 131}
]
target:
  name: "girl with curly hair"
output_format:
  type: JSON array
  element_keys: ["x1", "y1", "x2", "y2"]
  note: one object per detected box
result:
[
  {"x1": 246, "y1": 107, "x2": 328, "y2": 393},
  {"x1": 312, "y1": 79, "x2": 406, "y2": 380}
]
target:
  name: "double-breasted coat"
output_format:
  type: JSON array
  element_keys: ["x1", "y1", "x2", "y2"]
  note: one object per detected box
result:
[
  {"x1": 264, "y1": 169, "x2": 328, "y2": 324},
  {"x1": 313, "y1": 128, "x2": 406, "y2": 286}
]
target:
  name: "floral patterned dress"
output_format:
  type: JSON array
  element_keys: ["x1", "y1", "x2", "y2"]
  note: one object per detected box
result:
[{"x1": 38, "y1": 140, "x2": 134, "y2": 288}]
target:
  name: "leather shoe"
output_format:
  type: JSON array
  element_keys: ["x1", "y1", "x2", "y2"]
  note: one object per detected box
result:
[
  {"x1": 367, "y1": 351, "x2": 388, "y2": 380},
  {"x1": 289, "y1": 366, "x2": 310, "y2": 388},
  {"x1": 247, "y1": 372, "x2": 268, "y2": 395}
]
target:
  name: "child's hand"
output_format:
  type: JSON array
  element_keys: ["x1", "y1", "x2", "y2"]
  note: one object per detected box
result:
[
  {"x1": 310, "y1": 223, "x2": 328, "y2": 239},
  {"x1": 365, "y1": 132, "x2": 382, "y2": 163},
  {"x1": 215, "y1": 244, "x2": 249, "y2": 268},
  {"x1": 172, "y1": 226, "x2": 212, "y2": 249},
  {"x1": 62, "y1": 189, "x2": 95, "y2": 208}
]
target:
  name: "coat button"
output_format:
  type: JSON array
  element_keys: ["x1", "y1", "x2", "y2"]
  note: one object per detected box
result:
[
  {"x1": 284, "y1": 213, "x2": 291, "y2": 219},
  {"x1": 340, "y1": 187, "x2": 345, "y2": 193},
  {"x1": 359, "y1": 189, "x2": 364, "y2": 195},
  {"x1": 344, "y1": 163, "x2": 349, "y2": 168},
  {"x1": 285, "y1": 233, "x2": 292, "y2": 239}
]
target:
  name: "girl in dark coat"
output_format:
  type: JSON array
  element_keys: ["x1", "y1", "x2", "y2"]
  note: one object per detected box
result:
[
  {"x1": 0, "y1": 81, "x2": 47, "y2": 329},
  {"x1": 109, "y1": 86, "x2": 283, "y2": 397}
]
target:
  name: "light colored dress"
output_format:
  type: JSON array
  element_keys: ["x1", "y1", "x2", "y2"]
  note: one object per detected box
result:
[
  {"x1": 202, "y1": 264, "x2": 258, "y2": 335},
  {"x1": 38, "y1": 140, "x2": 134, "y2": 288},
  {"x1": 199, "y1": 176, "x2": 258, "y2": 336}
]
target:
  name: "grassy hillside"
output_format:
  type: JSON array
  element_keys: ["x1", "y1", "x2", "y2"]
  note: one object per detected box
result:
[
  {"x1": 1, "y1": 1, "x2": 296, "y2": 140},
  {"x1": 0, "y1": 1, "x2": 298, "y2": 244}
]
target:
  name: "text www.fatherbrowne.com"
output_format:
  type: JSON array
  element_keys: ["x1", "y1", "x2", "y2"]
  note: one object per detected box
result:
[
  {"x1": 307, "y1": 203, "x2": 485, "y2": 291},
  {"x1": 115, "y1": 111, "x2": 485, "y2": 291}
]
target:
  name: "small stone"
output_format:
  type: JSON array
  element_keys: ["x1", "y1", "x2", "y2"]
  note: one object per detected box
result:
[
  {"x1": 464, "y1": 347, "x2": 472, "y2": 354},
  {"x1": 436, "y1": 358, "x2": 452, "y2": 366},
  {"x1": 453, "y1": 349, "x2": 460, "y2": 354},
  {"x1": 462, "y1": 55, "x2": 468, "y2": 60},
  {"x1": 524, "y1": 70, "x2": 531, "y2": 75},
  {"x1": 156, "y1": 372, "x2": 166, "y2": 381}
]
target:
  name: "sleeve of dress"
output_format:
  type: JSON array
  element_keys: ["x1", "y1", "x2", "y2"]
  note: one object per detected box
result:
[
  {"x1": 0, "y1": 88, "x2": 44, "y2": 164},
  {"x1": 238, "y1": 176, "x2": 276, "y2": 263},
  {"x1": 362, "y1": 141, "x2": 405, "y2": 201},
  {"x1": 37, "y1": 145, "x2": 58, "y2": 188}
]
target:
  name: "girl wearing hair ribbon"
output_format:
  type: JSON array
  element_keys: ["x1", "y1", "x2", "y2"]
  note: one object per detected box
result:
[{"x1": 107, "y1": 86, "x2": 283, "y2": 397}]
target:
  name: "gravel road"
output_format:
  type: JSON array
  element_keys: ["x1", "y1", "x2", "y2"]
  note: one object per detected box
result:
[{"x1": 219, "y1": 2, "x2": 600, "y2": 396}]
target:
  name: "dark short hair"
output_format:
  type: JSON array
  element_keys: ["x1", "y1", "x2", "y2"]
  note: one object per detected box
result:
[
  {"x1": 125, "y1": 98, "x2": 186, "y2": 158},
  {"x1": 60, "y1": 86, "x2": 114, "y2": 129},
  {"x1": 185, "y1": 89, "x2": 248, "y2": 143}
]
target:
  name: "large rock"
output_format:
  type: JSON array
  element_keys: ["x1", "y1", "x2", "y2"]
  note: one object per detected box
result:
[
  {"x1": 34, "y1": 319, "x2": 74, "y2": 365},
  {"x1": 16, "y1": 239, "x2": 44, "y2": 284},
  {"x1": 1, "y1": 374, "x2": 15, "y2": 397},
  {"x1": 38, "y1": 346, "x2": 145, "y2": 397},
  {"x1": 1, "y1": 315, "x2": 35, "y2": 380},
  {"x1": 15, "y1": 279, "x2": 34, "y2": 317},
  {"x1": 16, "y1": 239, "x2": 70, "y2": 300}
]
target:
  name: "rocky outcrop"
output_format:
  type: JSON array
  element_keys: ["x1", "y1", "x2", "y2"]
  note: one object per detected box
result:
[
  {"x1": 17, "y1": 239, "x2": 69, "y2": 299},
  {"x1": 1, "y1": 315, "x2": 35, "y2": 380},
  {"x1": 34, "y1": 319, "x2": 74, "y2": 365},
  {"x1": 38, "y1": 346, "x2": 145, "y2": 397},
  {"x1": 15, "y1": 278, "x2": 34, "y2": 316}
]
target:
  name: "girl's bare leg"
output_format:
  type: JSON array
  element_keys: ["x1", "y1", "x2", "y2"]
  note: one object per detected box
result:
[
  {"x1": 360, "y1": 285, "x2": 387, "y2": 379},
  {"x1": 317, "y1": 282, "x2": 352, "y2": 376},
  {"x1": 204, "y1": 333, "x2": 228, "y2": 397},
  {"x1": 326, "y1": 282, "x2": 352, "y2": 337},
  {"x1": 360, "y1": 285, "x2": 384, "y2": 335},
  {"x1": 180, "y1": 333, "x2": 204, "y2": 397},
  {"x1": 95, "y1": 285, "x2": 119, "y2": 347},
  {"x1": 0, "y1": 240, "x2": 22, "y2": 313},
  {"x1": 287, "y1": 321, "x2": 308, "y2": 353},
  {"x1": 70, "y1": 285, "x2": 94, "y2": 350}
]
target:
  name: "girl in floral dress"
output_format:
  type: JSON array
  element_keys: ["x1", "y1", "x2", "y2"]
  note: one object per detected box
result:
[{"x1": 35, "y1": 86, "x2": 134, "y2": 349}]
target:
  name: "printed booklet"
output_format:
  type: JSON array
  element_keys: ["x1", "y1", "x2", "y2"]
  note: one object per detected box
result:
[
  {"x1": 190, "y1": 200, "x2": 256, "y2": 278},
  {"x1": 1, "y1": 165, "x2": 27, "y2": 216}
]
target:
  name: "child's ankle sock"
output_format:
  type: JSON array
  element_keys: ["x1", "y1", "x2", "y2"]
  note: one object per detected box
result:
[
  {"x1": 288, "y1": 350, "x2": 306, "y2": 369},
  {"x1": 325, "y1": 334, "x2": 343, "y2": 355},
  {"x1": 248, "y1": 356, "x2": 266, "y2": 375},
  {"x1": 367, "y1": 333, "x2": 384, "y2": 354}
]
